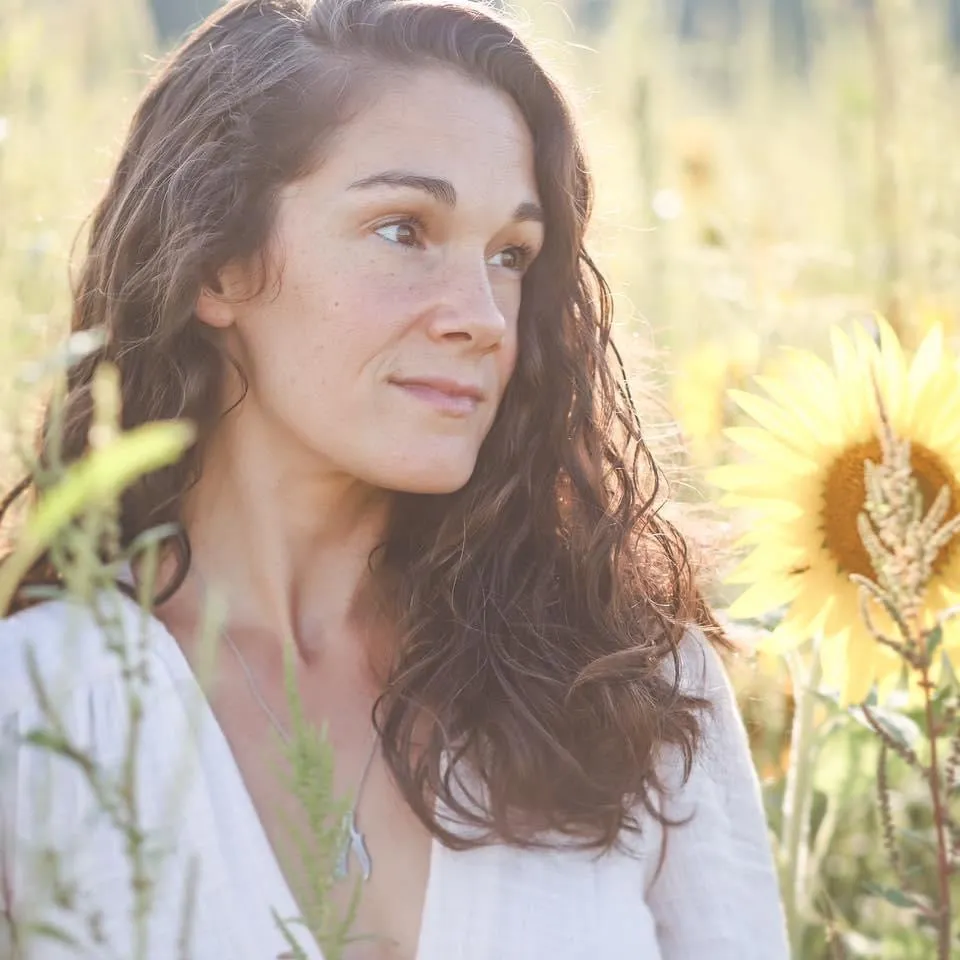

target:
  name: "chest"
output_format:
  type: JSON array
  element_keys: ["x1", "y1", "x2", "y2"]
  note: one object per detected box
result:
[
  {"x1": 213, "y1": 718, "x2": 663, "y2": 960},
  {"x1": 214, "y1": 687, "x2": 433, "y2": 960},
  {"x1": 205, "y1": 662, "x2": 666, "y2": 960},
  {"x1": 242, "y1": 744, "x2": 433, "y2": 960}
]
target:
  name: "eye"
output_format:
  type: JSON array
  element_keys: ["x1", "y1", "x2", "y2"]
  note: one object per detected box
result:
[
  {"x1": 374, "y1": 217, "x2": 425, "y2": 248},
  {"x1": 488, "y1": 243, "x2": 536, "y2": 274},
  {"x1": 374, "y1": 217, "x2": 537, "y2": 274}
]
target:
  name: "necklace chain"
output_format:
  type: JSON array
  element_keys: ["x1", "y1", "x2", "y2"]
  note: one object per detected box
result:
[{"x1": 219, "y1": 619, "x2": 379, "y2": 882}]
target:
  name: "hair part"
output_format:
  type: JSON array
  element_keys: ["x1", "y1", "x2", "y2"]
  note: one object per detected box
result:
[{"x1": 2, "y1": 0, "x2": 729, "y2": 855}]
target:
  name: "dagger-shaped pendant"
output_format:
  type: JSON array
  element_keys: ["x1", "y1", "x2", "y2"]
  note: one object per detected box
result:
[{"x1": 334, "y1": 811, "x2": 372, "y2": 881}]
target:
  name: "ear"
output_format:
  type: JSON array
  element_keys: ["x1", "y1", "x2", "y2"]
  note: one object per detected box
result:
[{"x1": 194, "y1": 261, "x2": 254, "y2": 330}]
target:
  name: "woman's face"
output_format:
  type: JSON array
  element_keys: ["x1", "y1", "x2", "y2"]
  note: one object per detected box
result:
[{"x1": 199, "y1": 67, "x2": 544, "y2": 494}]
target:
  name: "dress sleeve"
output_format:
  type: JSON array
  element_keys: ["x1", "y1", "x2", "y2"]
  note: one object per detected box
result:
[
  {"x1": 645, "y1": 629, "x2": 790, "y2": 960},
  {"x1": 0, "y1": 600, "x2": 155, "y2": 959},
  {"x1": 0, "y1": 606, "x2": 104, "y2": 959}
]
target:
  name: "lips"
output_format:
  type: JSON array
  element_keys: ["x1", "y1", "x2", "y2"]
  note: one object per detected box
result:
[
  {"x1": 389, "y1": 376, "x2": 486, "y2": 416},
  {"x1": 389, "y1": 377, "x2": 486, "y2": 402}
]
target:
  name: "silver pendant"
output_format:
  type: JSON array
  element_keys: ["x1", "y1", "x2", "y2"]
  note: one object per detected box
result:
[{"x1": 334, "y1": 812, "x2": 372, "y2": 881}]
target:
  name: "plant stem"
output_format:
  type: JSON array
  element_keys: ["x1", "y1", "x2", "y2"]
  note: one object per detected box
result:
[
  {"x1": 920, "y1": 662, "x2": 953, "y2": 958},
  {"x1": 781, "y1": 637, "x2": 823, "y2": 957}
]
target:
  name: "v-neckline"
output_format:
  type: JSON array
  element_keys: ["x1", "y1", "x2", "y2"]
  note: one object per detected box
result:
[{"x1": 122, "y1": 590, "x2": 440, "y2": 960}]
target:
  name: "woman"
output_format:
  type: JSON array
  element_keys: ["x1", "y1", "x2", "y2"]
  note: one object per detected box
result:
[{"x1": 0, "y1": 1, "x2": 789, "y2": 957}]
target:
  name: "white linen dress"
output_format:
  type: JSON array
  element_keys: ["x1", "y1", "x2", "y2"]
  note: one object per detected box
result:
[{"x1": 0, "y1": 587, "x2": 790, "y2": 959}]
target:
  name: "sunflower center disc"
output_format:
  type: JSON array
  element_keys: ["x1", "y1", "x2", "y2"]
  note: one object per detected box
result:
[{"x1": 821, "y1": 438, "x2": 960, "y2": 579}]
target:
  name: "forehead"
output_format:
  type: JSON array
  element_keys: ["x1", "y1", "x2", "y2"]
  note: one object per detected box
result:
[{"x1": 319, "y1": 67, "x2": 540, "y2": 205}]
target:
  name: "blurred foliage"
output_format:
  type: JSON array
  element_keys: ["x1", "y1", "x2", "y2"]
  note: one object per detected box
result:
[
  {"x1": 4, "y1": 0, "x2": 960, "y2": 956},
  {"x1": 0, "y1": 0, "x2": 156, "y2": 494}
]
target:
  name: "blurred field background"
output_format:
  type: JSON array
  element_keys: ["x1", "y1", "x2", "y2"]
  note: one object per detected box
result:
[{"x1": 2, "y1": 0, "x2": 960, "y2": 956}]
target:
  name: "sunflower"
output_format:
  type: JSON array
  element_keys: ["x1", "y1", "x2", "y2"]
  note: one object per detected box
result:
[{"x1": 710, "y1": 318, "x2": 960, "y2": 705}]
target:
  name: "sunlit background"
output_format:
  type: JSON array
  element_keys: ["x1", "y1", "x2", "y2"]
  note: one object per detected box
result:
[{"x1": 3, "y1": 1, "x2": 959, "y2": 956}]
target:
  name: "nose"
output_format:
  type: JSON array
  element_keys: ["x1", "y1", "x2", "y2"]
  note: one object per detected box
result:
[{"x1": 425, "y1": 260, "x2": 510, "y2": 351}]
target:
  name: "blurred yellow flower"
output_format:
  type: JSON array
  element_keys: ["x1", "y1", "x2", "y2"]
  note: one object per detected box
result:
[
  {"x1": 907, "y1": 297, "x2": 957, "y2": 346},
  {"x1": 671, "y1": 333, "x2": 760, "y2": 464},
  {"x1": 710, "y1": 319, "x2": 960, "y2": 705},
  {"x1": 671, "y1": 344, "x2": 728, "y2": 462},
  {"x1": 673, "y1": 119, "x2": 722, "y2": 210}
]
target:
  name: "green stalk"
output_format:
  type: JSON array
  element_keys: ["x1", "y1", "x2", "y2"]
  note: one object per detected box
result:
[{"x1": 781, "y1": 636, "x2": 824, "y2": 957}]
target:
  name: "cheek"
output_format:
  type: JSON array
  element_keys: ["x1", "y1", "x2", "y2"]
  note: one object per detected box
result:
[
  {"x1": 265, "y1": 262, "x2": 405, "y2": 369},
  {"x1": 499, "y1": 340, "x2": 519, "y2": 392},
  {"x1": 329, "y1": 265, "x2": 419, "y2": 347}
]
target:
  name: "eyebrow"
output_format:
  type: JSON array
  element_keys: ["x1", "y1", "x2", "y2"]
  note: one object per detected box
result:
[{"x1": 347, "y1": 170, "x2": 545, "y2": 225}]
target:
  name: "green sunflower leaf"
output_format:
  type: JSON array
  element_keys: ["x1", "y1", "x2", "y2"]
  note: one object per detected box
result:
[
  {"x1": 847, "y1": 704, "x2": 921, "y2": 749},
  {"x1": 862, "y1": 882, "x2": 920, "y2": 911}
]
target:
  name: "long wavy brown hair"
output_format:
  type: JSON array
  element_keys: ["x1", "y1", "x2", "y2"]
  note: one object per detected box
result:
[{"x1": 2, "y1": 0, "x2": 729, "y2": 853}]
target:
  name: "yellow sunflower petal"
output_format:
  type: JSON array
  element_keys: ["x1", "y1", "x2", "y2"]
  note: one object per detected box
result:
[
  {"x1": 711, "y1": 467, "x2": 819, "y2": 513},
  {"x1": 835, "y1": 330, "x2": 884, "y2": 431},
  {"x1": 753, "y1": 372, "x2": 842, "y2": 451},
  {"x1": 821, "y1": 585, "x2": 864, "y2": 639},
  {"x1": 909, "y1": 325, "x2": 945, "y2": 399},
  {"x1": 725, "y1": 544, "x2": 811, "y2": 583},
  {"x1": 843, "y1": 627, "x2": 880, "y2": 705},
  {"x1": 723, "y1": 427, "x2": 819, "y2": 475},
  {"x1": 819, "y1": 627, "x2": 854, "y2": 701},
  {"x1": 860, "y1": 318, "x2": 906, "y2": 422},
  {"x1": 729, "y1": 510, "x2": 810, "y2": 545},
  {"x1": 727, "y1": 389, "x2": 816, "y2": 451},
  {"x1": 875, "y1": 663, "x2": 905, "y2": 702},
  {"x1": 789, "y1": 582, "x2": 837, "y2": 635},
  {"x1": 758, "y1": 617, "x2": 812, "y2": 653},
  {"x1": 835, "y1": 365, "x2": 876, "y2": 438},
  {"x1": 830, "y1": 326, "x2": 864, "y2": 396},
  {"x1": 776, "y1": 345, "x2": 837, "y2": 389},
  {"x1": 726, "y1": 576, "x2": 805, "y2": 620}
]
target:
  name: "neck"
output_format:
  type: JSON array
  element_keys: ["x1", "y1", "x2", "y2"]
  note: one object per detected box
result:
[{"x1": 160, "y1": 410, "x2": 395, "y2": 662}]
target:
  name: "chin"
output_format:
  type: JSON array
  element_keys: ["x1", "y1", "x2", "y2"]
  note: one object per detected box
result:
[
  {"x1": 382, "y1": 455, "x2": 479, "y2": 495},
  {"x1": 393, "y1": 470, "x2": 475, "y2": 496}
]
